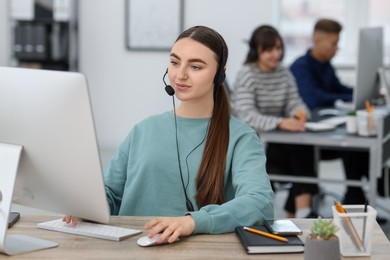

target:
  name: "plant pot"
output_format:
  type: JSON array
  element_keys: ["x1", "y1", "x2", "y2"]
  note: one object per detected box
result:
[{"x1": 304, "y1": 236, "x2": 341, "y2": 260}]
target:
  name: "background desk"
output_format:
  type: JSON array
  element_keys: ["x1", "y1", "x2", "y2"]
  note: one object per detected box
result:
[
  {"x1": 261, "y1": 125, "x2": 389, "y2": 211},
  {"x1": 3, "y1": 215, "x2": 390, "y2": 259}
]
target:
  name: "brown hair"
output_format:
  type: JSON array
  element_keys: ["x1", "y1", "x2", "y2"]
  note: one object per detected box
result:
[
  {"x1": 314, "y1": 18, "x2": 342, "y2": 34},
  {"x1": 175, "y1": 26, "x2": 230, "y2": 207},
  {"x1": 245, "y1": 25, "x2": 285, "y2": 64}
]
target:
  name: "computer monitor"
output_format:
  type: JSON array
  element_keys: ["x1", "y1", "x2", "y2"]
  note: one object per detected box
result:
[
  {"x1": 353, "y1": 27, "x2": 384, "y2": 110},
  {"x1": 0, "y1": 67, "x2": 110, "y2": 254}
]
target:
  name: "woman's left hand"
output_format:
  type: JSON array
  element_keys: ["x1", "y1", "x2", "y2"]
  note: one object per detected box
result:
[{"x1": 143, "y1": 215, "x2": 195, "y2": 244}]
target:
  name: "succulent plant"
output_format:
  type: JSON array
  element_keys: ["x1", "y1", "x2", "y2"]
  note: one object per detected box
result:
[
  {"x1": 309, "y1": 217, "x2": 339, "y2": 240},
  {"x1": 347, "y1": 110, "x2": 356, "y2": 116}
]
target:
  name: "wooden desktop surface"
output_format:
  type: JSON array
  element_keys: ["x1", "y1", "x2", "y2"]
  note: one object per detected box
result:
[{"x1": 3, "y1": 215, "x2": 390, "y2": 259}]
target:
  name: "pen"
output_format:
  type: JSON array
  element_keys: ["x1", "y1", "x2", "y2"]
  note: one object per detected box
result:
[
  {"x1": 243, "y1": 226, "x2": 288, "y2": 243},
  {"x1": 295, "y1": 109, "x2": 306, "y2": 123},
  {"x1": 362, "y1": 200, "x2": 368, "y2": 245},
  {"x1": 365, "y1": 100, "x2": 374, "y2": 132},
  {"x1": 365, "y1": 100, "x2": 374, "y2": 113},
  {"x1": 334, "y1": 200, "x2": 364, "y2": 251}
]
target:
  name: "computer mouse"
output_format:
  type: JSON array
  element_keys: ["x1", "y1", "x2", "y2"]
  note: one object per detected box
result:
[{"x1": 137, "y1": 234, "x2": 180, "y2": 247}]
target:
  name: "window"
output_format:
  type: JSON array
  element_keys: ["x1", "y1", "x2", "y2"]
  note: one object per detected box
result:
[
  {"x1": 278, "y1": 0, "x2": 390, "y2": 66},
  {"x1": 369, "y1": 0, "x2": 390, "y2": 64}
]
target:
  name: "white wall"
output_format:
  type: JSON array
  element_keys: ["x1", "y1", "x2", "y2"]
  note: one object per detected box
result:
[
  {"x1": 0, "y1": 0, "x2": 357, "y2": 163},
  {"x1": 79, "y1": 0, "x2": 276, "y2": 158},
  {"x1": 3, "y1": 1, "x2": 361, "y2": 163},
  {"x1": 0, "y1": 0, "x2": 9, "y2": 66}
]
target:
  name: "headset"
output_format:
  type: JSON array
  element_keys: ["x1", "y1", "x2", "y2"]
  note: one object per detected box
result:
[
  {"x1": 164, "y1": 27, "x2": 227, "y2": 96},
  {"x1": 213, "y1": 28, "x2": 228, "y2": 89},
  {"x1": 162, "y1": 28, "x2": 227, "y2": 211}
]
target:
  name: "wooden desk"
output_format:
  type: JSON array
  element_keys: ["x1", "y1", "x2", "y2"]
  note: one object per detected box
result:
[{"x1": 2, "y1": 215, "x2": 390, "y2": 259}]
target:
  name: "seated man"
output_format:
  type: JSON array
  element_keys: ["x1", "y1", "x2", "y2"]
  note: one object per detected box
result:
[
  {"x1": 290, "y1": 18, "x2": 386, "y2": 206},
  {"x1": 290, "y1": 18, "x2": 352, "y2": 110}
]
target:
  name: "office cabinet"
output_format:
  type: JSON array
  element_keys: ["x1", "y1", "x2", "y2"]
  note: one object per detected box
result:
[{"x1": 9, "y1": 0, "x2": 78, "y2": 71}]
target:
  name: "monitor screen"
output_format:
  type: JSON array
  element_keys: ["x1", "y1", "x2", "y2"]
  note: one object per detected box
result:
[
  {"x1": 353, "y1": 27, "x2": 384, "y2": 110},
  {"x1": 0, "y1": 67, "x2": 110, "y2": 224}
]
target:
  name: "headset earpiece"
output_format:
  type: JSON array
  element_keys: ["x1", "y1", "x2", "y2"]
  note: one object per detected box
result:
[
  {"x1": 248, "y1": 48, "x2": 258, "y2": 61},
  {"x1": 214, "y1": 67, "x2": 226, "y2": 87},
  {"x1": 213, "y1": 30, "x2": 227, "y2": 87}
]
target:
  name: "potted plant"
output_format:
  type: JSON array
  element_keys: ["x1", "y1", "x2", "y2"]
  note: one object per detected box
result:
[
  {"x1": 346, "y1": 110, "x2": 358, "y2": 134},
  {"x1": 304, "y1": 217, "x2": 340, "y2": 260},
  {"x1": 347, "y1": 110, "x2": 356, "y2": 116}
]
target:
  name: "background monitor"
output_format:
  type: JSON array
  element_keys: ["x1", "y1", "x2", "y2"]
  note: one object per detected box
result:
[
  {"x1": 353, "y1": 27, "x2": 384, "y2": 110},
  {"x1": 0, "y1": 66, "x2": 110, "y2": 224}
]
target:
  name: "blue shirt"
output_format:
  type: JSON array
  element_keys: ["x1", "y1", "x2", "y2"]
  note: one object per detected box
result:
[
  {"x1": 290, "y1": 49, "x2": 352, "y2": 110},
  {"x1": 103, "y1": 111, "x2": 274, "y2": 234}
]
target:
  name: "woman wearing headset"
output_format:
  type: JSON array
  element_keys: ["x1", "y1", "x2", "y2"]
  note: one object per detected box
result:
[
  {"x1": 232, "y1": 25, "x2": 318, "y2": 219},
  {"x1": 65, "y1": 25, "x2": 273, "y2": 244}
]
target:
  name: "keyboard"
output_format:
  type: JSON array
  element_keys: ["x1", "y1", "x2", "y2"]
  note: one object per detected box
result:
[
  {"x1": 37, "y1": 218, "x2": 143, "y2": 241},
  {"x1": 317, "y1": 108, "x2": 341, "y2": 117},
  {"x1": 334, "y1": 99, "x2": 354, "y2": 111},
  {"x1": 318, "y1": 116, "x2": 347, "y2": 126}
]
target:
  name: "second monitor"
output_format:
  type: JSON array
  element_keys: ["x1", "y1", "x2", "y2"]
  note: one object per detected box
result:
[{"x1": 353, "y1": 27, "x2": 384, "y2": 110}]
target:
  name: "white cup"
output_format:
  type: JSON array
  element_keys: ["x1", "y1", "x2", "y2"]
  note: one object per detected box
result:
[
  {"x1": 356, "y1": 110, "x2": 382, "y2": 136},
  {"x1": 346, "y1": 115, "x2": 357, "y2": 134}
]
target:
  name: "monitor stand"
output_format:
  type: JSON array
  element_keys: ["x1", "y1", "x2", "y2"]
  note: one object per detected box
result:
[
  {"x1": 378, "y1": 67, "x2": 390, "y2": 111},
  {"x1": 0, "y1": 143, "x2": 58, "y2": 255}
]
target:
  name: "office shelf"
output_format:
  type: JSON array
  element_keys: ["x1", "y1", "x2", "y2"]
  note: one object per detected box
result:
[{"x1": 8, "y1": 0, "x2": 78, "y2": 71}]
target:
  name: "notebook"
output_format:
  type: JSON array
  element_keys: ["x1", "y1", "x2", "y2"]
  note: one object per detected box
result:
[
  {"x1": 235, "y1": 225, "x2": 304, "y2": 254},
  {"x1": 305, "y1": 122, "x2": 336, "y2": 132},
  {"x1": 305, "y1": 115, "x2": 347, "y2": 132}
]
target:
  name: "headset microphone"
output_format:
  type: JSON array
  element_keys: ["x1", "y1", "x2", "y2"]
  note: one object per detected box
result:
[
  {"x1": 163, "y1": 68, "x2": 194, "y2": 211},
  {"x1": 163, "y1": 69, "x2": 175, "y2": 96}
]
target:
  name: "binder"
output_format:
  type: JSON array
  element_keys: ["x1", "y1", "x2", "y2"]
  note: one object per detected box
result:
[
  {"x1": 34, "y1": 24, "x2": 48, "y2": 60},
  {"x1": 23, "y1": 23, "x2": 34, "y2": 60},
  {"x1": 13, "y1": 25, "x2": 24, "y2": 58}
]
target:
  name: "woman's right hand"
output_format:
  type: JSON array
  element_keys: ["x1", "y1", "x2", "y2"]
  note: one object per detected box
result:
[
  {"x1": 278, "y1": 118, "x2": 305, "y2": 132},
  {"x1": 63, "y1": 216, "x2": 79, "y2": 226}
]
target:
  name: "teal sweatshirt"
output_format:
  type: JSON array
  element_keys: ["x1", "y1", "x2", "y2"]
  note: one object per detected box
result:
[{"x1": 104, "y1": 111, "x2": 274, "y2": 234}]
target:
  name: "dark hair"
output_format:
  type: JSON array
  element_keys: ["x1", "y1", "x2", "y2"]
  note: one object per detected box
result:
[
  {"x1": 245, "y1": 25, "x2": 284, "y2": 64},
  {"x1": 314, "y1": 18, "x2": 342, "y2": 34},
  {"x1": 175, "y1": 26, "x2": 230, "y2": 207}
]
